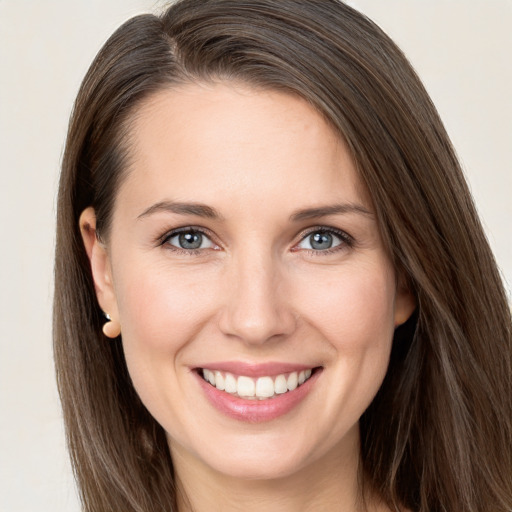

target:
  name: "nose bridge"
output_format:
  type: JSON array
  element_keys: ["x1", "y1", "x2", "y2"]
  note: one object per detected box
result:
[{"x1": 219, "y1": 244, "x2": 295, "y2": 344}]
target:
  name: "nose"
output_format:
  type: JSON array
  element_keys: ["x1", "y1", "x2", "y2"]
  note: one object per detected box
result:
[{"x1": 218, "y1": 250, "x2": 297, "y2": 345}]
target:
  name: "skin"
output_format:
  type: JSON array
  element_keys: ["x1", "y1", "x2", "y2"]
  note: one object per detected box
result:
[{"x1": 81, "y1": 83, "x2": 415, "y2": 511}]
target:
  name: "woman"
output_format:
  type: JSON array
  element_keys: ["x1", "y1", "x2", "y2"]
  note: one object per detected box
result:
[{"x1": 53, "y1": 1, "x2": 512, "y2": 511}]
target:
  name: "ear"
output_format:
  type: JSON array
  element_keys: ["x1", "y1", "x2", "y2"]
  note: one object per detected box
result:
[
  {"x1": 79, "y1": 207, "x2": 119, "y2": 320},
  {"x1": 394, "y1": 279, "x2": 416, "y2": 328}
]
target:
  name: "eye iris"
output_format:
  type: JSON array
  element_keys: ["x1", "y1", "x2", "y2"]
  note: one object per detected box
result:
[
  {"x1": 310, "y1": 232, "x2": 333, "y2": 250},
  {"x1": 179, "y1": 232, "x2": 202, "y2": 249}
]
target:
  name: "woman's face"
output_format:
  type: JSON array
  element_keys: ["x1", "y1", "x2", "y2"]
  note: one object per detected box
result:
[{"x1": 83, "y1": 83, "x2": 414, "y2": 481}]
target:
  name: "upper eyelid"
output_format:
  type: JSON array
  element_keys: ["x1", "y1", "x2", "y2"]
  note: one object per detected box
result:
[
  {"x1": 156, "y1": 224, "x2": 353, "y2": 250},
  {"x1": 159, "y1": 227, "x2": 220, "y2": 255},
  {"x1": 292, "y1": 226, "x2": 355, "y2": 254},
  {"x1": 158, "y1": 225, "x2": 216, "y2": 244},
  {"x1": 296, "y1": 225, "x2": 353, "y2": 242}
]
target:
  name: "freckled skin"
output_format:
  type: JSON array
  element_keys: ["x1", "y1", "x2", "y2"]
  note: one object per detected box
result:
[{"x1": 81, "y1": 83, "x2": 415, "y2": 511}]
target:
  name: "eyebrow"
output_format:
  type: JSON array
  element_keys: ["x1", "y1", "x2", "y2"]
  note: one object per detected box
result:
[
  {"x1": 137, "y1": 201, "x2": 224, "y2": 220},
  {"x1": 289, "y1": 203, "x2": 373, "y2": 222},
  {"x1": 137, "y1": 200, "x2": 372, "y2": 222}
]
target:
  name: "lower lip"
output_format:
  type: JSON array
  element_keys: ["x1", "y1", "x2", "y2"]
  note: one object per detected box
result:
[{"x1": 195, "y1": 369, "x2": 321, "y2": 423}]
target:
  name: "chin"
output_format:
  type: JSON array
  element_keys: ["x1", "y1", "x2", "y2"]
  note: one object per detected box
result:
[
  {"x1": 189, "y1": 434, "x2": 330, "y2": 482},
  {"x1": 209, "y1": 454, "x2": 308, "y2": 482}
]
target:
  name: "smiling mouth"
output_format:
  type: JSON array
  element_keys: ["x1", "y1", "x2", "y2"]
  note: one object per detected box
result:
[{"x1": 198, "y1": 368, "x2": 319, "y2": 400}]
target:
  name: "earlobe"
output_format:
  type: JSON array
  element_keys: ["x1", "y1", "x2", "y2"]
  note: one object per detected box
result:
[
  {"x1": 79, "y1": 207, "x2": 119, "y2": 323},
  {"x1": 102, "y1": 313, "x2": 121, "y2": 338}
]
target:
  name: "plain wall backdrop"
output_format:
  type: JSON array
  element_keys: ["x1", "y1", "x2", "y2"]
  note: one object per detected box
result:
[{"x1": 0, "y1": 1, "x2": 510, "y2": 511}]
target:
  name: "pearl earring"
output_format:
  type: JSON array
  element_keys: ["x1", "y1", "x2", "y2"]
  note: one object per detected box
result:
[{"x1": 103, "y1": 313, "x2": 121, "y2": 338}]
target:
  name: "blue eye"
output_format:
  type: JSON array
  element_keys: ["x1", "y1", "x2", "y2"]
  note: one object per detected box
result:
[
  {"x1": 296, "y1": 229, "x2": 348, "y2": 251},
  {"x1": 165, "y1": 230, "x2": 215, "y2": 251}
]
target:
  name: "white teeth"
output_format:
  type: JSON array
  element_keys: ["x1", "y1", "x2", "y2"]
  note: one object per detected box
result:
[
  {"x1": 201, "y1": 368, "x2": 315, "y2": 399},
  {"x1": 237, "y1": 376, "x2": 255, "y2": 397},
  {"x1": 287, "y1": 372, "x2": 298, "y2": 391},
  {"x1": 224, "y1": 373, "x2": 237, "y2": 393},
  {"x1": 214, "y1": 371, "x2": 225, "y2": 391},
  {"x1": 274, "y1": 374, "x2": 288, "y2": 394},
  {"x1": 255, "y1": 376, "x2": 274, "y2": 398},
  {"x1": 203, "y1": 369, "x2": 216, "y2": 385}
]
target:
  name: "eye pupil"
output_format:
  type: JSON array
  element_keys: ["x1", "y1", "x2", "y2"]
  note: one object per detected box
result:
[
  {"x1": 310, "y1": 232, "x2": 333, "y2": 250},
  {"x1": 179, "y1": 232, "x2": 202, "y2": 249}
]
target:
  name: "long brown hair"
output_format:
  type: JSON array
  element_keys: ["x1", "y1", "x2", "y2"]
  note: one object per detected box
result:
[{"x1": 54, "y1": 1, "x2": 512, "y2": 510}]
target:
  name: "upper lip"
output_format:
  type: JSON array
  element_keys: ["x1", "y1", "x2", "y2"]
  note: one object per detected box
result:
[{"x1": 194, "y1": 361, "x2": 319, "y2": 378}]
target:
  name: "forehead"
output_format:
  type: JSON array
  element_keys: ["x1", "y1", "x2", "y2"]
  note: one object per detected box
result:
[{"x1": 118, "y1": 82, "x2": 371, "y2": 216}]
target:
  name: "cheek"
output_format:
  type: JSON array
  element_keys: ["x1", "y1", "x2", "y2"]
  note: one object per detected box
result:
[
  {"x1": 294, "y1": 260, "x2": 396, "y2": 354},
  {"x1": 111, "y1": 260, "x2": 222, "y2": 426},
  {"x1": 113, "y1": 260, "x2": 219, "y2": 358},
  {"x1": 295, "y1": 262, "x2": 397, "y2": 430}
]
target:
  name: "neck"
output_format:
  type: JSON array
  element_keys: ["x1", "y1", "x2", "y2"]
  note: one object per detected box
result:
[{"x1": 171, "y1": 429, "x2": 388, "y2": 512}]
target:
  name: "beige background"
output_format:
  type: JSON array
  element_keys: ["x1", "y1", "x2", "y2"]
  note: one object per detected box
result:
[{"x1": 0, "y1": 1, "x2": 510, "y2": 510}]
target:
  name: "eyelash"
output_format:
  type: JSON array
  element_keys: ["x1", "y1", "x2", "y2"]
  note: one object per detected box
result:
[
  {"x1": 158, "y1": 226, "x2": 354, "y2": 256},
  {"x1": 294, "y1": 226, "x2": 354, "y2": 255},
  {"x1": 158, "y1": 226, "x2": 219, "y2": 256}
]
